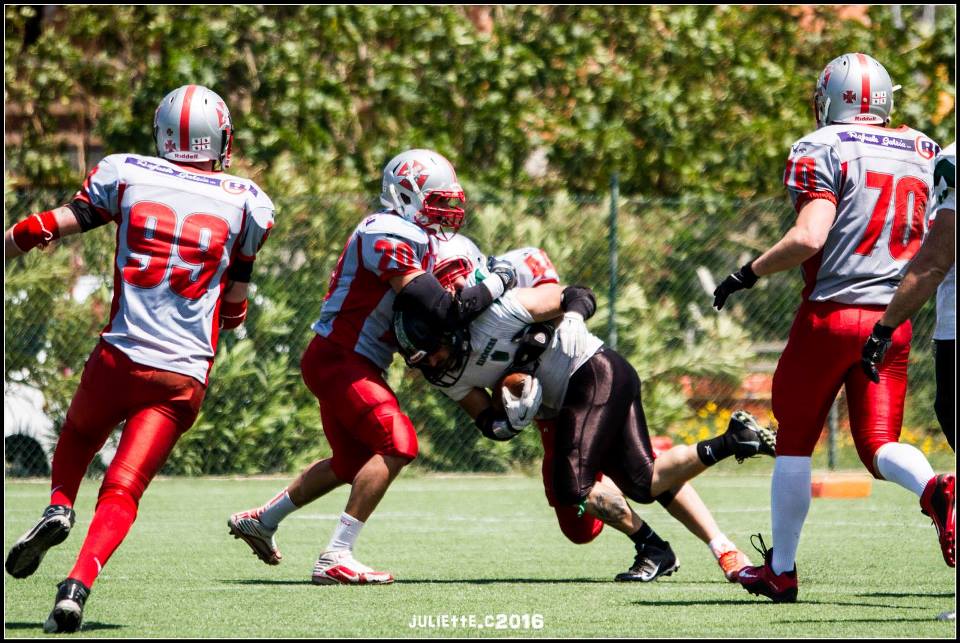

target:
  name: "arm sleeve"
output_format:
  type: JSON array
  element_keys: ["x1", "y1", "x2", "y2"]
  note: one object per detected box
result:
[
  {"x1": 71, "y1": 155, "x2": 124, "y2": 225},
  {"x1": 393, "y1": 272, "x2": 495, "y2": 330},
  {"x1": 783, "y1": 141, "x2": 843, "y2": 213}
]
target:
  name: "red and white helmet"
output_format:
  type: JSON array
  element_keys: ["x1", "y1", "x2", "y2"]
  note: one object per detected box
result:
[
  {"x1": 154, "y1": 85, "x2": 233, "y2": 170},
  {"x1": 434, "y1": 233, "x2": 489, "y2": 290},
  {"x1": 813, "y1": 53, "x2": 898, "y2": 129},
  {"x1": 380, "y1": 149, "x2": 466, "y2": 237}
]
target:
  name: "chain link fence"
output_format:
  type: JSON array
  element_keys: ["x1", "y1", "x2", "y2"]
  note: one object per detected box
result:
[{"x1": 4, "y1": 189, "x2": 947, "y2": 478}]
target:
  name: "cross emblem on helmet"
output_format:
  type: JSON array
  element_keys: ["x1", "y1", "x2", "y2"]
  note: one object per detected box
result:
[{"x1": 841, "y1": 90, "x2": 857, "y2": 104}]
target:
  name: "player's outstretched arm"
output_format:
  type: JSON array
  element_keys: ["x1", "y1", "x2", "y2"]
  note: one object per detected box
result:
[
  {"x1": 513, "y1": 284, "x2": 596, "y2": 323},
  {"x1": 879, "y1": 209, "x2": 955, "y2": 331},
  {"x1": 392, "y1": 267, "x2": 517, "y2": 329},
  {"x1": 861, "y1": 209, "x2": 956, "y2": 383},
  {"x1": 5, "y1": 206, "x2": 83, "y2": 261},
  {"x1": 713, "y1": 199, "x2": 835, "y2": 310}
]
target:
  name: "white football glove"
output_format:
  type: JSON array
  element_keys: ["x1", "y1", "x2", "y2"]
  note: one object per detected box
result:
[
  {"x1": 501, "y1": 375, "x2": 542, "y2": 429},
  {"x1": 557, "y1": 312, "x2": 586, "y2": 357}
]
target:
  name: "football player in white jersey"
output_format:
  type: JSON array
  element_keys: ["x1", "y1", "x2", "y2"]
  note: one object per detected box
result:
[
  {"x1": 432, "y1": 234, "x2": 759, "y2": 582},
  {"x1": 862, "y1": 141, "x2": 955, "y2": 451},
  {"x1": 713, "y1": 53, "x2": 954, "y2": 602},
  {"x1": 4, "y1": 85, "x2": 274, "y2": 633},
  {"x1": 226, "y1": 149, "x2": 518, "y2": 585},
  {"x1": 396, "y1": 244, "x2": 777, "y2": 584},
  {"x1": 861, "y1": 141, "x2": 955, "y2": 624}
]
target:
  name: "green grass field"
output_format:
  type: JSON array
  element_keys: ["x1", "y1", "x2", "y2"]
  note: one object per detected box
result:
[{"x1": 4, "y1": 465, "x2": 956, "y2": 638}]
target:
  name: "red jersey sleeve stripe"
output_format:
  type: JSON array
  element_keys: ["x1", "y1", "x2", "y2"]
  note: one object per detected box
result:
[{"x1": 795, "y1": 191, "x2": 838, "y2": 213}]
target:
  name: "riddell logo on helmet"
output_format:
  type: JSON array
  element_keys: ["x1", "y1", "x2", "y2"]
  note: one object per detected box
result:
[{"x1": 852, "y1": 114, "x2": 879, "y2": 123}]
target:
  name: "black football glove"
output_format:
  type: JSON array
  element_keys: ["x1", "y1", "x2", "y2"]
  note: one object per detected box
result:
[
  {"x1": 475, "y1": 407, "x2": 521, "y2": 441},
  {"x1": 487, "y1": 256, "x2": 518, "y2": 291},
  {"x1": 713, "y1": 260, "x2": 759, "y2": 310},
  {"x1": 861, "y1": 323, "x2": 895, "y2": 384}
]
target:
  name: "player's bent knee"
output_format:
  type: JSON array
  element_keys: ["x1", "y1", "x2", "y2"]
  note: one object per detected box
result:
[{"x1": 559, "y1": 520, "x2": 603, "y2": 544}]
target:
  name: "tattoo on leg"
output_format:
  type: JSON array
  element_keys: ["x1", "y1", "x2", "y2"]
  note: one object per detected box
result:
[{"x1": 591, "y1": 491, "x2": 630, "y2": 525}]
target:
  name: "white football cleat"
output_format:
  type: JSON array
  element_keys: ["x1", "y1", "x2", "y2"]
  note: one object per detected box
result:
[
  {"x1": 311, "y1": 550, "x2": 394, "y2": 585},
  {"x1": 228, "y1": 510, "x2": 282, "y2": 565},
  {"x1": 717, "y1": 547, "x2": 753, "y2": 582}
]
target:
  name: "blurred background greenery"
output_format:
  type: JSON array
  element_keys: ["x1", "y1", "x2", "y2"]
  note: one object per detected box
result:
[{"x1": 4, "y1": 5, "x2": 955, "y2": 476}]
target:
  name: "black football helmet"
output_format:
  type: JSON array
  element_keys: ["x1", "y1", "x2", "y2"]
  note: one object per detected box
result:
[{"x1": 393, "y1": 310, "x2": 471, "y2": 388}]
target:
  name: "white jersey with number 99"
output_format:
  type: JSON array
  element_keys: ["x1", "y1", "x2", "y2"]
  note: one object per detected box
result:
[{"x1": 77, "y1": 153, "x2": 275, "y2": 384}]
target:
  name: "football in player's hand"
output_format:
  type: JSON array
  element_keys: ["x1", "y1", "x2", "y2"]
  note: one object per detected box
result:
[{"x1": 491, "y1": 371, "x2": 530, "y2": 411}]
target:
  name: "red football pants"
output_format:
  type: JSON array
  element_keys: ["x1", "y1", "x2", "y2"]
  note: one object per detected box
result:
[
  {"x1": 50, "y1": 340, "x2": 205, "y2": 587},
  {"x1": 301, "y1": 335, "x2": 418, "y2": 482},
  {"x1": 772, "y1": 301, "x2": 911, "y2": 477},
  {"x1": 537, "y1": 419, "x2": 604, "y2": 544}
]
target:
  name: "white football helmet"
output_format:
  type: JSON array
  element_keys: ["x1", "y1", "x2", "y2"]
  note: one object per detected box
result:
[
  {"x1": 813, "y1": 53, "x2": 898, "y2": 129},
  {"x1": 154, "y1": 85, "x2": 233, "y2": 169},
  {"x1": 380, "y1": 149, "x2": 466, "y2": 236},
  {"x1": 434, "y1": 233, "x2": 489, "y2": 290}
]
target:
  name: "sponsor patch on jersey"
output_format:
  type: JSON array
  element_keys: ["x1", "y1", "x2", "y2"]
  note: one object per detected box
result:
[
  {"x1": 915, "y1": 136, "x2": 939, "y2": 161},
  {"x1": 838, "y1": 131, "x2": 913, "y2": 151},
  {"x1": 124, "y1": 156, "x2": 222, "y2": 187},
  {"x1": 221, "y1": 179, "x2": 248, "y2": 195}
]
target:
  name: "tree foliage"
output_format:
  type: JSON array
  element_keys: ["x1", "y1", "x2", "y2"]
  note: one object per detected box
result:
[
  {"x1": 4, "y1": 6, "x2": 955, "y2": 473},
  {"x1": 5, "y1": 5, "x2": 954, "y2": 196}
]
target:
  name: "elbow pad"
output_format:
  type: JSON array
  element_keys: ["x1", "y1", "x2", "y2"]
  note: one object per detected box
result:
[
  {"x1": 66, "y1": 198, "x2": 111, "y2": 232},
  {"x1": 560, "y1": 286, "x2": 597, "y2": 320}
]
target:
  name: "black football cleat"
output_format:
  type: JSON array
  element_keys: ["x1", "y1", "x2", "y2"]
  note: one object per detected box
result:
[
  {"x1": 43, "y1": 578, "x2": 90, "y2": 634},
  {"x1": 5, "y1": 504, "x2": 75, "y2": 579},
  {"x1": 728, "y1": 410, "x2": 777, "y2": 463},
  {"x1": 614, "y1": 540, "x2": 679, "y2": 582}
]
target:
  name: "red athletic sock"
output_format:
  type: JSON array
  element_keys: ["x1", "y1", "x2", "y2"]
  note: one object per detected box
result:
[
  {"x1": 67, "y1": 493, "x2": 138, "y2": 588},
  {"x1": 50, "y1": 421, "x2": 108, "y2": 507}
]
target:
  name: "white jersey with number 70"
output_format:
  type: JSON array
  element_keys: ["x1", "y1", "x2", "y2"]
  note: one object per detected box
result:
[{"x1": 784, "y1": 123, "x2": 940, "y2": 305}]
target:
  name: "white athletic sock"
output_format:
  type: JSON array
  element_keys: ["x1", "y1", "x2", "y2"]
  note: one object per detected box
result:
[
  {"x1": 770, "y1": 456, "x2": 811, "y2": 576},
  {"x1": 874, "y1": 442, "x2": 936, "y2": 498},
  {"x1": 257, "y1": 489, "x2": 299, "y2": 529},
  {"x1": 326, "y1": 512, "x2": 364, "y2": 553},
  {"x1": 708, "y1": 534, "x2": 737, "y2": 560}
]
